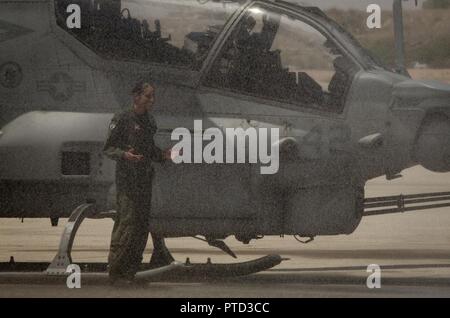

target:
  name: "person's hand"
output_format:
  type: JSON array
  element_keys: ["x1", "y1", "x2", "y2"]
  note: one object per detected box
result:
[
  {"x1": 163, "y1": 148, "x2": 172, "y2": 160},
  {"x1": 123, "y1": 148, "x2": 144, "y2": 162},
  {"x1": 164, "y1": 148, "x2": 183, "y2": 160}
]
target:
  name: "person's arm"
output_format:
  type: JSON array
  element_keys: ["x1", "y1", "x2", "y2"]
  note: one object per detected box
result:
[
  {"x1": 148, "y1": 131, "x2": 168, "y2": 163},
  {"x1": 104, "y1": 114, "x2": 145, "y2": 163},
  {"x1": 103, "y1": 114, "x2": 127, "y2": 161},
  {"x1": 146, "y1": 115, "x2": 170, "y2": 163}
]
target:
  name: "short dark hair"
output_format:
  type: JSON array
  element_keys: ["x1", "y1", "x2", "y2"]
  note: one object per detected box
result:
[{"x1": 131, "y1": 81, "x2": 154, "y2": 96}]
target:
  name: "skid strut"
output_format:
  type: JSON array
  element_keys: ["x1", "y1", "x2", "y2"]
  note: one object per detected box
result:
[
  {"x1": 41, "y1": 203, "x2": 285, "y2": 279},
  {"x1": 45, "y1": 203, "x2": 97, "y2": 275}
]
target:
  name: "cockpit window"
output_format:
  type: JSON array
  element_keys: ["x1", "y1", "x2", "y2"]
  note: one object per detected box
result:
[
  {"x1": 54, "y1": 0, "x2": 240, "y2": 70},
  {"x1": 205, "y1": 5, "x2": 358, "y2": 113}
]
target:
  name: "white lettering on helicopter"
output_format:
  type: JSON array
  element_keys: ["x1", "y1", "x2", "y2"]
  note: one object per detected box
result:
[
  {"x1": 367, "y1": 4, "x2": 382, "y2": 29},
  {"x1": 170, "y1": 120, "x2": 280, "y2": 175}
]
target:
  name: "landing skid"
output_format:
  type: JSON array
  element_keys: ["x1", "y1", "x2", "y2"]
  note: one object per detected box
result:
[
  {"x1": 139, "y1": 254, "x2": 283, "y2": 280},
  {"x1": 0, "y1": 203, "x2": 284, "y2": 282},
  {"x1": 166, "y1": 254, "x2": 284, "y2": 279},
  {"x1": 0, "y1": 255, "x2": 284, "y2": 283},
  {"x1": 135, "y1": 261, "x2": 184, "y2": 281}
]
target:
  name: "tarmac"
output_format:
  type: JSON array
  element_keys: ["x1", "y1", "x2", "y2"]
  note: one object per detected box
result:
[{"x1": 1, "y1": 166, "x2": 450, "y2": 298}]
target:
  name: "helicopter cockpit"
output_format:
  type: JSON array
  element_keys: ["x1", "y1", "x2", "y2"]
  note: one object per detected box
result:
[
  {"x1": 54, "y1": 0, "x2": 238, "y2": 70},
  {"x1": 53, "y1": 0, "x2": 356, "y2": 112},
  {"x1": 206, "y1": 5, "x2": 357, "y2": 113}
]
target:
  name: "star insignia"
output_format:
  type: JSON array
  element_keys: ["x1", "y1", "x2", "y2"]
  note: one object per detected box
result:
[
  {"x1": 0, "y1": 20, "x2": 33, "y2": 43},
  {"x1": 36, "y1": 72, "x2": 86, "y2": 102}
]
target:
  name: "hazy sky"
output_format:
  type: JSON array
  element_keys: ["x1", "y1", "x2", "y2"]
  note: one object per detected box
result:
[
  {"x1": 128, "y1": 0, "x2": 425, "y2": 11},
  {"x1": 288, "y1": 0, "x2": 424, "y2": 10}
]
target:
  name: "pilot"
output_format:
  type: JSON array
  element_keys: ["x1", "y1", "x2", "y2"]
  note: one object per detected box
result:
[
  {"x1": 324, "y1": 39, "x2": 355, "y2": 109},
  {"x1": 234, "y1": 15, "x2": 257, "y2": 51},
  {"x1": 228, "y1": 15, "x2": 260, "y2": 92},
  {"x1": 104, "y1": 81, "x2": 174, "y2": 285}
]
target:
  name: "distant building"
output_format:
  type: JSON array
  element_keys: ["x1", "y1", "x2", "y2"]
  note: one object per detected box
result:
[{"x1": 413, "y1": 61, "x2": 429, "y2": 69}]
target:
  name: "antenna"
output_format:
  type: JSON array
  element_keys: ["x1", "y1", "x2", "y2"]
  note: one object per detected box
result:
[{"x1": 393, "y1": 0, "x2": 414, "y2": 76}]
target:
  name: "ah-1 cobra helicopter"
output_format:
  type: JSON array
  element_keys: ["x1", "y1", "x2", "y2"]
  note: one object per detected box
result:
[{"x1": 0, "y1": 0, "x2": 449, "y2": 278}]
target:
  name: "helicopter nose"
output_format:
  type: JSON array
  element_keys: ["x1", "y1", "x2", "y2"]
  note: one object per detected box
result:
[
  {"x1": 0, "y1": 111, "x2": 114, "y2": 180},
  {"x1": 0, "y1": 112, "x2": 116, "y2": 217},
  {"x1": 0, "y1": 114, "x2": 58, "y2": 180}
]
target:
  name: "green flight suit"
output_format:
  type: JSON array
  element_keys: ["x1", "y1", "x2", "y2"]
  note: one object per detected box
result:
[{"x1": 103, "y1": 109, "x2": 164, "y2": 280}]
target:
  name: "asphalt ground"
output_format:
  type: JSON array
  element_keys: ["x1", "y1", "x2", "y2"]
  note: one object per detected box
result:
[{"x1": 0, "y1": 166, "x2": 450, "y2": 297}]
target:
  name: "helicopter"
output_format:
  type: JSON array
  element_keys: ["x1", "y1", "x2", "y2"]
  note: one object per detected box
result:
[{"x1": 0, "y1": 0, "x2": 449, "y2": 278}]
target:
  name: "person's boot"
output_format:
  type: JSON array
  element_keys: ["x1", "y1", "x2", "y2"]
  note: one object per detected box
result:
[
  {"x1": 148, "y1": 234, "x2": 175, "y2": 268},
  {"x1": 109, "y1": 272, "x2": 135, "y2": 288}
]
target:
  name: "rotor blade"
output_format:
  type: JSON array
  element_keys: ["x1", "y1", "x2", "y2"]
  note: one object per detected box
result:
[
  {"x1": 365, "y1": 191, "x2": 450, "y2": 203},
  {"x1": 365, "y1": 195, "x2": 450, "y2": 209},
  {"x1": 364, "y1": 202, "x2": 450, "y2": 216},
  {"x1": 364, "y1": 191, "x2": 450, "y2": 216}
]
